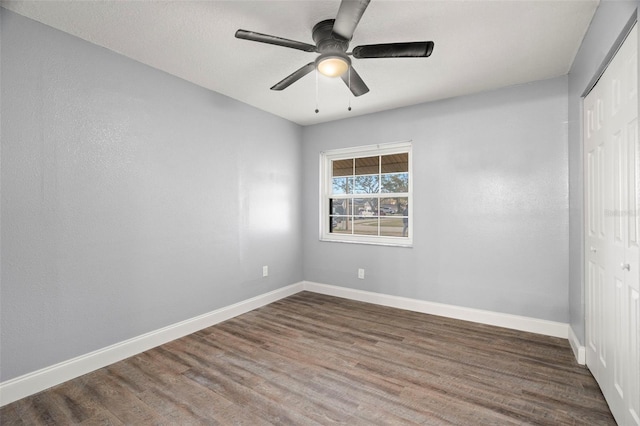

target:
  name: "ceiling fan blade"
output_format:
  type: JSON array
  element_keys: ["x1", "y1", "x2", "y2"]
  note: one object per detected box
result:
[
  {"x1": 271, "y1": 62, "x2": 316, "y2": 91},
  {"x1": 332, "y1": 0, "x2": 371, "y2": 40},
  {"x1": 352, "y1": 41, "x2": 434, "y2": 58},
  {"x1": 235, "y1": 29, "x2": 317, "y2": 52},
  {"x1": 341, "y1": 66, "x2": 369, "y2": 97}
]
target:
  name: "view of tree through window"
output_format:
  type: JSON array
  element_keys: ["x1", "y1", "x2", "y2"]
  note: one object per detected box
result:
[{"x1": 328, "y1": 152, "x2": 410, "y2": 239}]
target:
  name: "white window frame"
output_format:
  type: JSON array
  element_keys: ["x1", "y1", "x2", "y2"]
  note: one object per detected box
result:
[{"x1": 319, "y1": 141, "x2": 413, "y2": 247}]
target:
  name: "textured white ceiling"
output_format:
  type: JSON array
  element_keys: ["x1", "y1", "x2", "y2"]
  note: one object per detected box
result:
[{"x1": 1, "y1": 0, "x2": 599, "y2": 126}]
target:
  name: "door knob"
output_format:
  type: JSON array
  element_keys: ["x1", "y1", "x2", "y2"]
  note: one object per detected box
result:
[{"x1": 621, "y1": 263, "x2": 631, "y2": 271}]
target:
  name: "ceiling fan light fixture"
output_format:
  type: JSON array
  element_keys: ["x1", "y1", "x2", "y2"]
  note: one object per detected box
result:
[{"x1": 316, "y1": 53, "x2": 350, "y2": 78}]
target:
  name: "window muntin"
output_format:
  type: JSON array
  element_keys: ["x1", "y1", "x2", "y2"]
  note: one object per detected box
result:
[{"x1": 321, "y1": 142, "x2": 412, "y2": 246}]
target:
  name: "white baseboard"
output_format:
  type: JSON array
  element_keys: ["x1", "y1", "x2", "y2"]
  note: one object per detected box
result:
[
  {"x1": 568, "y1": 325, "x2": 586, "y2": 365},
  {"x1": 0, "y1": 282, "x2": 303, "y2": 407},
  {"x1": 1, "y1": 280, "x2": 572, "y2": 407},
  {"x1": 302, "y1": 281, "x2": 569, "y2": 339}
]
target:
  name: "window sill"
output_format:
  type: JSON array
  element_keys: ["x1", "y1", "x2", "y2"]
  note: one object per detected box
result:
[{"x1": 320, "y1": 236, "x2": 413, "y2": 248}]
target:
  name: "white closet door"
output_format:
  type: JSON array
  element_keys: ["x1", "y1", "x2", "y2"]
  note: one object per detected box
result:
[{"x1": 584, "y1": 23, "x2": 639, "y2": 426}]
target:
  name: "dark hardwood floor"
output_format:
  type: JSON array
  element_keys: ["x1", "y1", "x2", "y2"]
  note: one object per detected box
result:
[{"x1": 1, "y1": 291, "x2": 615, "y2": 425}]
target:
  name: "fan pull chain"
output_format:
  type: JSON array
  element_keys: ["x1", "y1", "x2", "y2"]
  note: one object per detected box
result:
[
  {"x1": 315, "y1": 69, "x2": 319, "y2": 114},
  {"x1": 347, "y1": 67, "x2": 352, "y2": 112}
]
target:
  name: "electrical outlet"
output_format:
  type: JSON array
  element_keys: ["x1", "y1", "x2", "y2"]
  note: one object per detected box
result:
[
  {"x1": 358, "y1": 268, "x2": 365, "y2": 279},
  {"x1": 263, "y1": 265, "x2": 269, "y2": 277}
]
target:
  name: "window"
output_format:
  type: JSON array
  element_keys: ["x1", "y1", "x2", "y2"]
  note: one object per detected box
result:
[{"x1": 320, "y1": 141, "x2": 412, "y2": 246}]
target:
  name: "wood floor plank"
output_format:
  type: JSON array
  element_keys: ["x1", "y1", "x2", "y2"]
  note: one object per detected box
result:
[
  {"x1": 0, "y1": 291, "x2": 615, "y2": 425},
  {"x1": 77, "y1": 409, "x2": 125, "y2": 426}
]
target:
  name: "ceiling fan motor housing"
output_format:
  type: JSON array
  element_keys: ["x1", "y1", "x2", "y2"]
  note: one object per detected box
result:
[{"x1": 312, "y1": 20, "x2": 350, "y2": 53}]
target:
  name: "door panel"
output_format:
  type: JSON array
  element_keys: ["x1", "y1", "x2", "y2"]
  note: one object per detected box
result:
[{"x1": 613, "y1": 276, "x2": 625, "y2": 400}]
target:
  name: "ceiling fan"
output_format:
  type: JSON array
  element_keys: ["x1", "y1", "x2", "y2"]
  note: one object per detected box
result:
[{"x1": 235, "y1": 0, "x2": 434, "y2": 97}]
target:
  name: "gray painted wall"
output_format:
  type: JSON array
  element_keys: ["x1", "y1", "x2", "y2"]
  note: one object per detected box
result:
[
  {"x1": 0, "y1": 10, "x2": 302, "y2": 381},
  {"x1": 567, "y1": 0, "x2": 638, "y2": 344},
  {"x1": 302, "y1": 77, "x2": 570, "y2": 323}
]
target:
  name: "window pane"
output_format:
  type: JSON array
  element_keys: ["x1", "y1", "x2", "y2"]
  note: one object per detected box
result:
[
  {"x1": 354, "y1": 198, "x2": 379, "y2": 217},
  {"x1": 332, "y1": 177, "x2": 353, "y2": 194},
  {"x1": 330, "y1": 216, "x2": 352, "y2": 234},
  {"x1": 355, "y1": 156, "x2": 379, "y2": 175},
  {"x1": 354, "y1": 175, "x2": 379, "y2": 194},
  {"x1": 333, "y1": 159, "x2": 353, "y2": 177},
  {"x1": 380, "y1": 217, "x2": 406, "y2": 237},
  {"x1": 398, "y1": 199, "x2": 409, "y2": 217},
  {"x1": 379, "y1": 198, "x2": 401, "y2": 215},
  {"x1": 381, "y1": 173, "x2": 408, "y2": 193},
  {"x1": 353, "y1": 216, "x2": 379, "y2": 235},
  {"x1": 330, "y1": 198, "x2": 352, "y2": 216},
  {"x1": 378, "y1": 197, "x2": 406, "y2": 215},
  {"x1": 381, "y1": 153, "x2": 408, "y2": 173},
  {"x1": 399, "y1": 198, "x2": 410, "y2": 237}
]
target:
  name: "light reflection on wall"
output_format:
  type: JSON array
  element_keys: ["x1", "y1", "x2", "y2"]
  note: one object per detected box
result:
[{"x1": 240, "y1": 172, "x2": 292, "y2": 234}]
